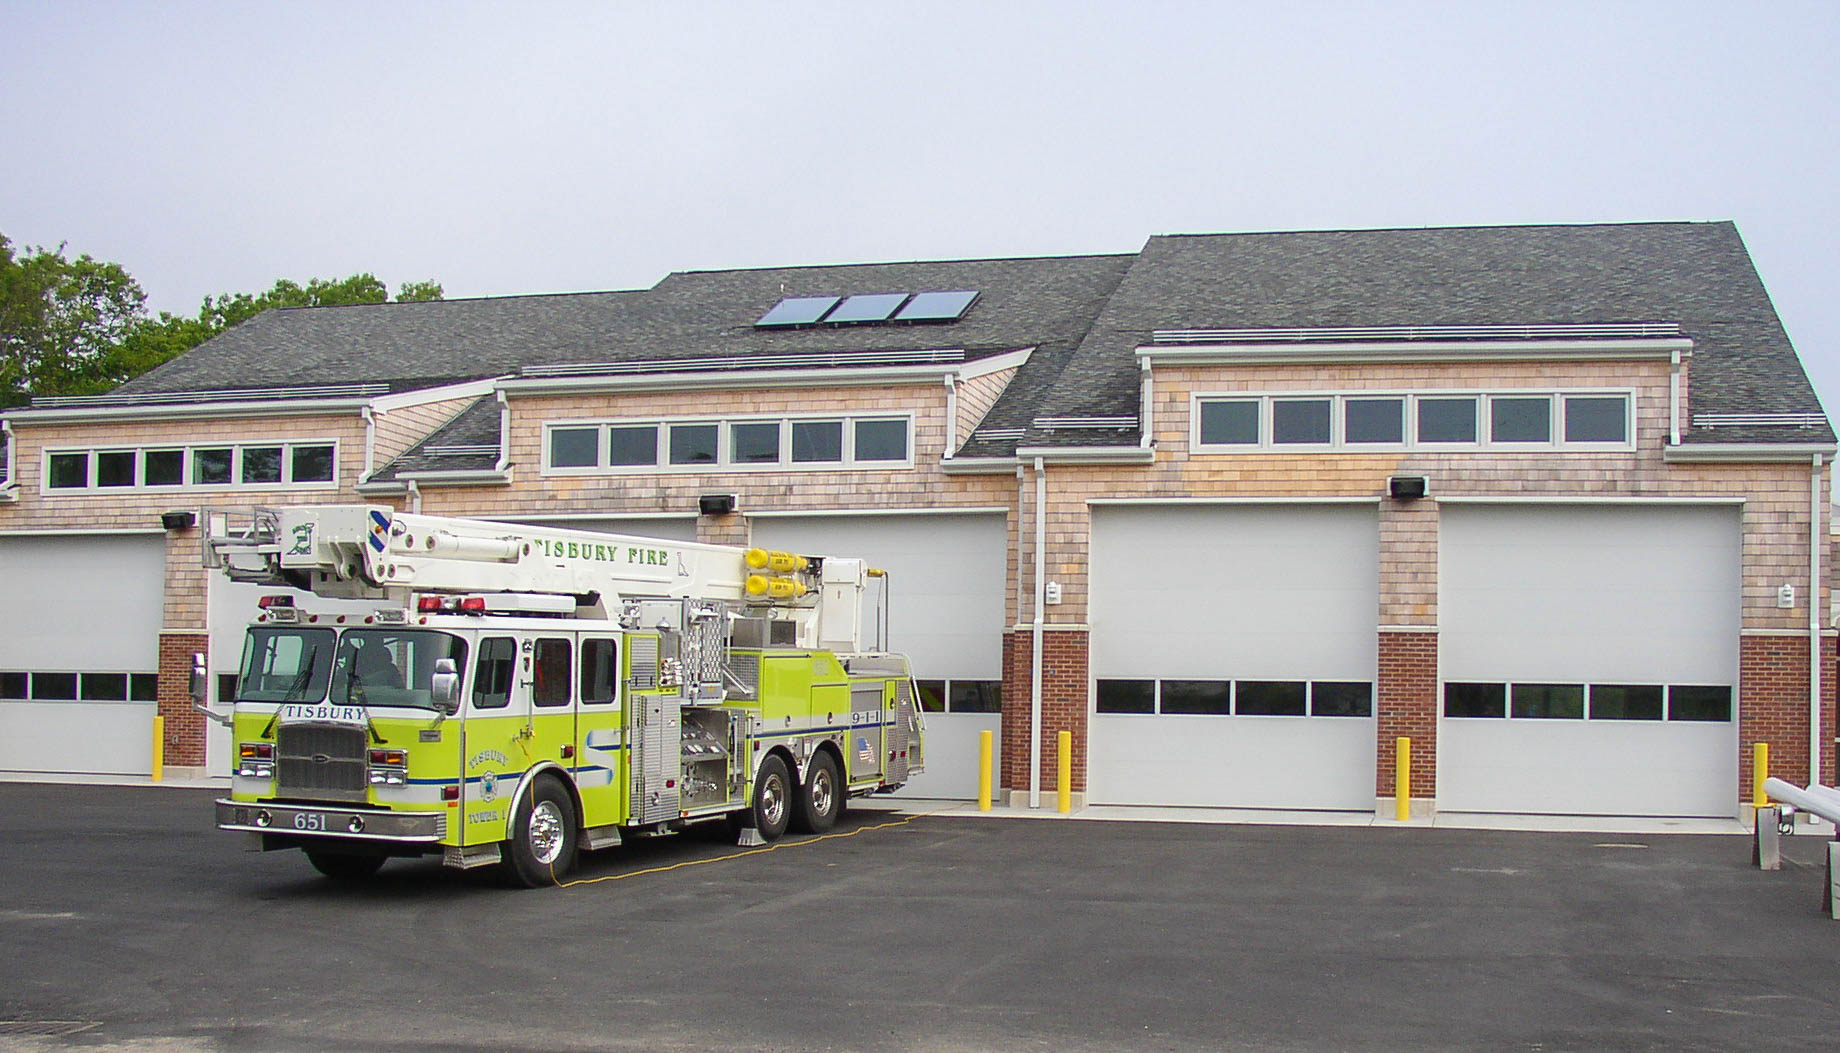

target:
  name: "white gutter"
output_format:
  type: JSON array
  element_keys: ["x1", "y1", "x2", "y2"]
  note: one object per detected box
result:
[
  {"x1": 943, "y1": 376, "x2": 959, "y2": 462},
  {"x1": 1813, "y1": 454, "x2": 1825, "y2": 788},
  {"x1": 1014, "y1": 445, "x2": 1156, "y2": 465},
  {"x1": 3, "y1": 396, "x2": 375, "y2": 424},
  {"x1": 1669, "y1": 349, "x2": 1683, "y2": 447},
  {"x1": 497, "y1": 363, "x2": 963, "y2": 396},
  {"x1": 1030, "y1": 456, "x2": 1046, "y2": 810},
  {"x1": 1136, "y1": 337, "x2": 1693, "y2": 368},
  {"x1": 1664, "y1": 443, "x2": 1838, "y2": 463},
  {"x1": 942, "y1": 456, "x2": 1024, "y2": 475}
]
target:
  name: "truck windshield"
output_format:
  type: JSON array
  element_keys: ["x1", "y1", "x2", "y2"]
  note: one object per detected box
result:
[
  {"x1": 236, "y1": 627, "x2": 337, "y2": 703},
  {"x1": 329, "y1": 629, "x2": 469, "y2": 711}
]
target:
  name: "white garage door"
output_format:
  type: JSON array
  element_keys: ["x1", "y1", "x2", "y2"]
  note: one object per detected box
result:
[
  {"x1": 1088, "y1": 504, "x2": 1378, "y2": 810},
  {"x1": 752, "y1": 512, "x2": 1007, "y2": 799},
  {"x1": 1439, "y1": 504, "x2": 1741, "y2": 817},
  {"x1": 0, "y1": 533, "x2": 166, "y2": 775}
]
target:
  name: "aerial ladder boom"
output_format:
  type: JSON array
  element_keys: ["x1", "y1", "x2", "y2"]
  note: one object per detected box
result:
[{"x1": 203, "y1": 505, "x2": 874, "y2": 651}]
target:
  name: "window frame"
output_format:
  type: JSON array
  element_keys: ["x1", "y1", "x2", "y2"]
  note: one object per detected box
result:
[
  {"x1": 1190, "y1": 389, "x2": 1635, "y2": 455},
  {"x1": 40, "y1": 440, "x2": 341, "y2": 494},
  {"x1": 541, "y1": 413, "x2": 916, "y2": 474}
]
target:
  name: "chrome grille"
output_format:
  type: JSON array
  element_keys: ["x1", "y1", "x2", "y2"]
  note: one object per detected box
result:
[
  {"x1": 629, "y1": 636, "x2": 659, "y2": 690},
  {"x1": 276, "y1": 723, "x2": 368, "y2": 801}
]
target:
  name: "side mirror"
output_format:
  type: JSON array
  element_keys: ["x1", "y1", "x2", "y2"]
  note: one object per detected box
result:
[
  {"x1": 431, "y1": 658, "x2": 460, "y2": 715},
  {"x1": 188, "y1": 653, "x2": 208, "y2": 705}
]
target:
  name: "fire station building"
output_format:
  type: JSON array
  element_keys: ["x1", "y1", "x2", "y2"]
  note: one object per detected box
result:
[{"x1": 2, "y1": 221, "x2": 1833, "y2": 820}]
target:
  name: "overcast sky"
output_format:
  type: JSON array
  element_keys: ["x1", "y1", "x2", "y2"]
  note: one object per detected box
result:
[{"x1": 5, "y1": 2, "x2": 1838, "y2": 413}]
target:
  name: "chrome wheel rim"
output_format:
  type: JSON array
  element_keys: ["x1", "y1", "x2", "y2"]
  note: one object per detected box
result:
[
  {"x1": 528, "y1": 800, "x2": 566, "y2": 865},
  {"x1": 810, "y1": 768, "x2": 834, "y2": 817},
  {"x1": 761, "y1": 773, "x2": 786, "y2": 827}
]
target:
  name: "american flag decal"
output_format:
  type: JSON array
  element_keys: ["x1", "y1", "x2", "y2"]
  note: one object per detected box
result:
[{"x1": 856, "y1": 737, "x2": 874, "y2": 764}]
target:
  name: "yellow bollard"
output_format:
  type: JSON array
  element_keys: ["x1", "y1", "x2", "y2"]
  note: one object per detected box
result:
[
  {"x1": 1057, "y1": 730, "x2": 1072, "y2": 814},
  {"x1": 978, "y1": 730, "x2": 993, "y2": 812},
  {"x1": 1754, "y1": 741, "x2": 1770, "y2": 810},
  {"x1": 1395, "y1": 736, "x2": 1410, "y2": 822},
  {"x1": 151, "y1": 715, "x2": 165, "y2": 783}
]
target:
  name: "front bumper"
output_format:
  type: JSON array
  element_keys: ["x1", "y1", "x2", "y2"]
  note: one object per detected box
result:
[{"x1": 216, "y1": 799, "x2": 447, "y2": 843}]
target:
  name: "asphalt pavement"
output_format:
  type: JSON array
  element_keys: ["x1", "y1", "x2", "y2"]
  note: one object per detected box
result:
[{"x1": 1, "y1": 782, "x2": 1837, "y2": 1052}]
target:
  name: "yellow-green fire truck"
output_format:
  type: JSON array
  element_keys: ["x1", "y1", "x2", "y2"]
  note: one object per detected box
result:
[{"x1": 198, "y1": 506, "x2": 924, "y2": 886}]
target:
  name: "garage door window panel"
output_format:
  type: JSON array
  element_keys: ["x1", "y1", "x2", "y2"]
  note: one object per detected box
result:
[
  {"x1": 1097, "y1": 679, "x2": 1156, "y2": 714},
  {"x1": 31, "y1": 672, "x2": 78, "y2": 701},
  {"x1": 1235, "y1": 680, "x2": 1306, "y2": 716},
  {"x1": 1311, "y1": 681, "x2": 1373, "y2": 717},
  {"x1": 1667, "y1": 685, "x2": 1732, "y2": 722},
  {"x1": 1160, "y1": 680, "x2": 1232, "y2": 715},
  {"x1": 0, "y1": 672, "x2": 25, "y2": 699},
  {"x1": 1510, "y1": 683, "x2": 1584, "y2": 719},
  {"x1": 79, "y1": 673, "x2": 129, "y2": 701},
  {"x1": 1589, "y1": 684, "x2": 1664, "y2": 721},
  {"x1": 1446, "y1": 682, "x2": 1506, "y2": 718}
]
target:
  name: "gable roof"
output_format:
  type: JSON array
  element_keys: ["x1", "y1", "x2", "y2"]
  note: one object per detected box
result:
[{"x1": 77, "y1": 221, "x2": 1833, "y2": 460}]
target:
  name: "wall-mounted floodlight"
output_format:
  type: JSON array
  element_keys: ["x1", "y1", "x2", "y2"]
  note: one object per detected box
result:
[
  {"x1": 698, "y1": 494, "x2": 738, "y2": 516},
  {"x1": 1387, "y1": 476, "x2": 1429, "y2": 501}
]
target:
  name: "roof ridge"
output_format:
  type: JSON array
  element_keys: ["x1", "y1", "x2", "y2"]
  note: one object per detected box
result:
[
  {"x1": 1151, "y1": 219, "x2": 1731, "y2": 241},
  {"x1": 667, "y1": 249, "x2": 1137, "y2": 280}
]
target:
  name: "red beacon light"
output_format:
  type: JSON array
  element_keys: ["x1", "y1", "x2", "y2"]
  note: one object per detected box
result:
[{"x1": 416, "y1": 595, "x2": 490, "y2": 615}]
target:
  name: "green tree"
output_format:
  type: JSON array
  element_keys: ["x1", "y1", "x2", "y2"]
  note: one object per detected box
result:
[
  {"x1": 0, "y1": 234, "x2": 148, "y2": 407},
  {"x1": 0, "y1": 232, "x2": 444, "y2": 406}
]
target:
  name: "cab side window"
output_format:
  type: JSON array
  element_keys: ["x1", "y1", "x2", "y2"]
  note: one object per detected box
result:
[
  {"x1": 472, "y1": 636, "x2": 516, "y2": 710},
  {"x1": 533, "y1": 638, "x2": 572, "y2": 707},
  {"x1": 581, "y1": 638, "x2": 618, "y2": 706}
]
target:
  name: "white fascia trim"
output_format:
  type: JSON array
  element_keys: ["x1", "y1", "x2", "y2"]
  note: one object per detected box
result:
[
  {"x1": 1088, "y1": 496, "x2": 1382, "y2": 507},
  {"x1": 1663, "y1": 442, "x2": 1838, "y2": 463},
  {"x1": 4, "y1": 397, "x2": 373, "y2": 424},
  {"x1": 1137, "y1": 338, "x2": 1694, "y2": 367},
  {"x1": 391, "y1": 469, "x2": 514, "y2": 486},
  {"x1": 0, "y1": 526, "x2": 166, "y2": 537},
  {"x1": 487, "y1": 511, "x2": 695, "y2": 523},
  {"x1": 941, "y1": 456, "x2": 1021, "y2": 475},
  {"x1": 748, "y1": 505, "x2": 1010, "y2": 518},
  {"x1": 370, "y1": 377, "x2": 505, "y2": 414},
  {"x1": 1014, "y1": 445, "x2": 1156, "y2": 465},
  {"x1": 355, "y1": 479, "x2": 409, "y2": 495},
  {"x1": 954, "y1": 347, "x2": 1033, "y2": 383},
  {"x1": 497, "y1": 363, "x2": 958, "y2": 396},
  {"x1": 1434, "y1": 495, "x2": 1747, "y2": 506}
]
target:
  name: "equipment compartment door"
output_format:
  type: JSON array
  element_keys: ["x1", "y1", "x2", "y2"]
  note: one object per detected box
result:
[{"x1": 848, "y1": 683, "x2": 885, "y2": 784}]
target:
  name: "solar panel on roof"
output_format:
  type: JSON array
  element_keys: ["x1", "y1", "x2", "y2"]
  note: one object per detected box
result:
[
  {"x1": 894, "y1": 290, "x2": 979, "y2": 322},
  {"x1": 756, "y1": 295, "x2": 840, "y2": 327},
  {"x1": 825, "y1": 292, "x2": 909, "y2": 324}
]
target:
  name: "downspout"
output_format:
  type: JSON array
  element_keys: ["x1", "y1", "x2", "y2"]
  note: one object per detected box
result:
[
  {"x1": 1031, "y1": 456, "x2": 1047, "y2": 809},
  {"x1": 1811, "y1": 453, "x2": 1824, "y2": 786},
  {"x1": 406, "y1": 479, "x2": 423, "y2": 515},
  {"x1": 0, "y1": 418, "x2": 15, "y2": 497},
  {"x1": 943, "y1": 376, "x2": 959, "y2": 461},
  {"x1": 494, "y1": 390, "x2": 511, "y2": 473},
  {"x1": 1140, "y1": 357, "x2": 1155, "y2": 449},
  {"x1": 1669, "y1": 350, "x2": 1682, "y2": 447},
  {"x1": 361, "y1": 406, "x2": 377, "y2": 481}
]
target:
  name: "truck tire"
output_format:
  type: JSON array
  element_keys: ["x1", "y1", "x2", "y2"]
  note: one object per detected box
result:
[
  {"x1": 304, "y1": 849, "x2": 385, "y2": 881},
  {"x1": 791, "y1": 750, "x2": 842, "y2": 834},
  {"x1": 502, "y1": 777, "x2": 578, "y2": 887},
  {"x1": 750, "y1": 754, "x2": 792, "y2": 842}
]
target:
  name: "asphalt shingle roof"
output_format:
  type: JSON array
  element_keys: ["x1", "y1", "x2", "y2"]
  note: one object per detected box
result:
[{"x1": 109, "y1": 221, "x2": 1832, "y2": 462}]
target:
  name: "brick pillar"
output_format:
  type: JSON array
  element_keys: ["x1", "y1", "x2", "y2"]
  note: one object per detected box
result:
[
  {"x1": 1000, "y1": 629, "x2": 1089, "y2": 796},
  {"x1": 698, "y1": 511, "x2": 749, "y2": 548},
  {"x1": 158, "y1": 631, "x2": 210, "y2": 769},
  {"x1": 1739, "y1": 633, "x2": 1837, "y2": 794},
  {"x1": 1376, "y1": 630, "x2": 1438, "y2": 806}
]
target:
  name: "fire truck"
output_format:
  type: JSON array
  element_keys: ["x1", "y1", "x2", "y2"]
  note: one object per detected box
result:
[{"x1": 197, "y1": 505, "x2": 924, "y2": 886}]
